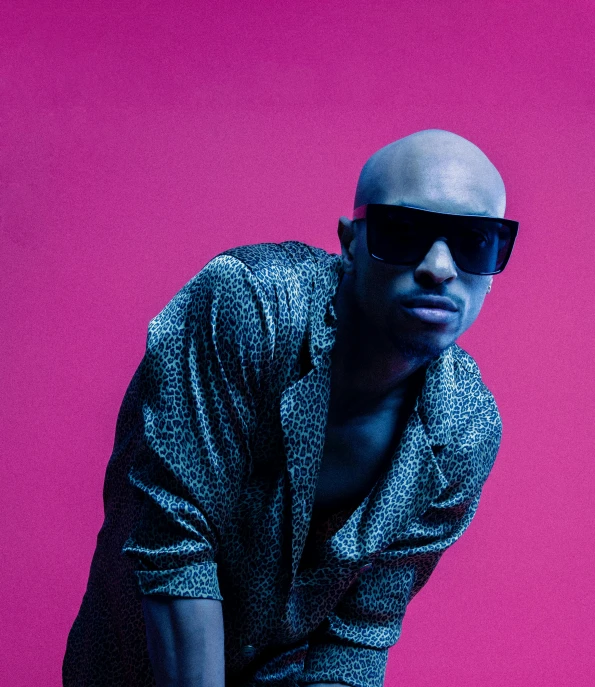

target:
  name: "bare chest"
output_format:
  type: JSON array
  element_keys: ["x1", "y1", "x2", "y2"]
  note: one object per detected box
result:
[{"x1": 311, "y1": 401, "x2": 411, "y2": 519}]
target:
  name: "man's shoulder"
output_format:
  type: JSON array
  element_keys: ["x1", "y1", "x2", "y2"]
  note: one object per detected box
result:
[
  {"x1": 168, "y1": 240, "x2": 331, "y2": 308},
  {"x1": 218, "y1": 239, "x2": 328, "y2": 266},
  {"x1": 204, "y1": 240, "x2": 340, "y2": 314},
  {"x1": 214, "y1": 240, "x2": 333, "y2": 286}
]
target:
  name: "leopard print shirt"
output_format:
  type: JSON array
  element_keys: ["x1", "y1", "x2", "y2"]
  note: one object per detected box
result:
[{"x1": 63, "y1": 240, "x2": 503, "y2": 687}]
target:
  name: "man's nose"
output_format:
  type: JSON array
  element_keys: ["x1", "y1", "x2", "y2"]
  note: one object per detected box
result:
[{"x1": 414, "y1": 239, "x2": 458, "y2": 283}]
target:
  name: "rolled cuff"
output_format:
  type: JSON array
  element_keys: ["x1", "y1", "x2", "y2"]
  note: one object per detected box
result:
[
  {"x1": 298, "y1": 642, "x2": 389, "y2": 687},
  {"x1": 133, "y1": 560, "x2": 223, "y2": 600}
]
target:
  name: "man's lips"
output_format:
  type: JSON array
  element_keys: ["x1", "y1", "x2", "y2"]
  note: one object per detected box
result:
[
  {"x1": 401, "y1": 296, "x2": 459, "y2": 324},
  {"x1": 401, "y1": 295, "x2": 458, "y2": 311}
]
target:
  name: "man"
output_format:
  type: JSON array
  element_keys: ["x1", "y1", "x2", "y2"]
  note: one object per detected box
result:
[{"x1": 63, "y1": 129, "x2": 518, "y2": 687}]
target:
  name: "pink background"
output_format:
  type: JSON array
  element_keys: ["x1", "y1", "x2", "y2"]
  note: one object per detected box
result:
[{"x1": 1, "y1": 1, "x2": 593, "y2": 685}]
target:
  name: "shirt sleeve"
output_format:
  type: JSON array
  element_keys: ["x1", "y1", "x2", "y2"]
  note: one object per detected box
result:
[
  {"x1": 121, "y1": 254, "x2": 273, "y2": 600},
  {"x1": 299, "y1": 415, "x2": 502, "y2": 687}
]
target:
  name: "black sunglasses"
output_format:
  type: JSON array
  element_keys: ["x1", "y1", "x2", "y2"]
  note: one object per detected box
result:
[{"x1": 353, "y1": 204, "x2": 519, "y2": 275}]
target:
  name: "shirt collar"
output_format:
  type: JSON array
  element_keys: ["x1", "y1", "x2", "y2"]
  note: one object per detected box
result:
[{"x1": 414, "y1": 347, "x2": 455, "y2": 447}]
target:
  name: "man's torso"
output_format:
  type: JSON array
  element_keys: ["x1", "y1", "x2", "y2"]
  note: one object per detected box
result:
[{"x1": 63, "y1": 240, "x2": 502, "y2": 687}]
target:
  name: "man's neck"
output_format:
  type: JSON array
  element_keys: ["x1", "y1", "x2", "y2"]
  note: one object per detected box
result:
[{"x1": 329, "y1": 274, "x2": 428, "y2": 417}]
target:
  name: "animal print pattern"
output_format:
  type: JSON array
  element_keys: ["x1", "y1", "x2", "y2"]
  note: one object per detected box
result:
[{"x1": 63, "y1": 240, "x2": 503, "y2": 687}]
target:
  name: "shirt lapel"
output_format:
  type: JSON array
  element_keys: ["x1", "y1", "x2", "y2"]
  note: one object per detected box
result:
[
  {"x1": 279, "y1": 252, "x2": 343, "y2": 581},
  {"x1": 280, "y1": 360, "x2": 332, "y2": 581},
  {"x1": 321, "y1": 346, "x2": 458, "y2": 562}
]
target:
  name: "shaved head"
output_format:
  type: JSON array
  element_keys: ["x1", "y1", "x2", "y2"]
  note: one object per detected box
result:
[
  {"x1": 333, "y1": 129, "x2": 511, "y2": 377},
  {"x1": 354, "y1": 129, "x2": 506, "y2": 218}
]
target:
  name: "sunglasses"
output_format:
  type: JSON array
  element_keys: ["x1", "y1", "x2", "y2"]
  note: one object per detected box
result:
[{"x1": 353, "y1": 204, "x2": 519, "y2": 275}]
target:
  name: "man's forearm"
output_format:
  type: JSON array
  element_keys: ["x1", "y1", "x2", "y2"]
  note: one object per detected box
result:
[{"x1": 142, "y1": 596, "x2": 225, "y2": 687}]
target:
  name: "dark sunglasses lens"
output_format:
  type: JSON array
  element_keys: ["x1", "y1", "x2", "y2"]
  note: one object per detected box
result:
[
  {"x1": 452, "y1": 221, "x2": 513, "y2": 274},
  {"x1": 367, "y1": 210, "x2": 430, "y2": 264}
]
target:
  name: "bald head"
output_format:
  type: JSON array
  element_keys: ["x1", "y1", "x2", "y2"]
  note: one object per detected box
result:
[{"x1": 354, "y1": 129, "x2": 506, "y2": 218}]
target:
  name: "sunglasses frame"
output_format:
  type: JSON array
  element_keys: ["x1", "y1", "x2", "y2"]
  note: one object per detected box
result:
[{"x1": 352, "y1": 203, "x2": 519, "y2": 275}]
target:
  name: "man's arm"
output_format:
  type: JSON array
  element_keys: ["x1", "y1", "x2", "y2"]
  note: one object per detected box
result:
[
  {"x1": 120, "y1": 255, "x2": 273, "y2": 679},
  {"x1": 142, "y1": 597, "x2": 224, "y2": 687}
]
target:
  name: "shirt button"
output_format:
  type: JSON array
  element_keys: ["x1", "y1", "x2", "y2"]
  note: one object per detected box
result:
[
  {"x1": 359, "y1": 562, "x2": 373, "y2": 573},
  {"x1": 241, "y1": 644, "x2": 257, "y2": 658}
]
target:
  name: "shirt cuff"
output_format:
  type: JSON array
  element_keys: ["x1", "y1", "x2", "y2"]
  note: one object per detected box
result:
[
  {"x1": 133, "y1": 560, "x2": 223, "y2": 600},
  {"x1": 298, "y1": 642, "x2": 389, "y2": 687}
]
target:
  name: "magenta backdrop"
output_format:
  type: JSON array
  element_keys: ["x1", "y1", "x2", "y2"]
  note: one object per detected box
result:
[{"x1": 1, "y1": 1, "x2": 593, "y2": 685}]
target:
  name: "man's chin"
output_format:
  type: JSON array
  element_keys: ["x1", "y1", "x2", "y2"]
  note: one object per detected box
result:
[{"x1": 390, "y1": 332, "x2": 450, "y2": 362}]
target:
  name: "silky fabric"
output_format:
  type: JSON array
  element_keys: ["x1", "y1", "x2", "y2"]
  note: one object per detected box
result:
[{"x1": 63, "y1": 240, "x2": 502, "y2": 687}]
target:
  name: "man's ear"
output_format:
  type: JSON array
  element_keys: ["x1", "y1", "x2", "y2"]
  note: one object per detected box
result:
[{"x1": 337, "y1": 216, "x2": 358, "y2": 273}]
